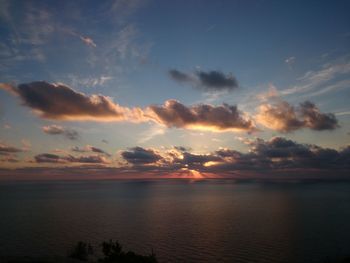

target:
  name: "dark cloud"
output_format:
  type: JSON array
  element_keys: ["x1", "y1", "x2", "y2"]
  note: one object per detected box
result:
[
  {"x1": 121, "y1": 147, "x2": 162, "y2": 165},
  {"x1": 0, "y1": 142, "x2": 23, "y2": 163},
  {"x1": 71, "y1": 145, "x2": 110, "y2": 156},
  {"x1": 1, "y1": 81, "x2": 129, "y2": 121},
  {"x1": 169, "y1": 69, "x2": 238, "y2": 92},
  {"x1": 299, "y1": 101, "x2": 338, "y2": 130},
  {"x1": 2, "y1": 137, "x2": 350, "y2": 179},
  {"x1": 174, "y1": 146, "x2": 191, "y2": 152},
  {"x1": 66, "y1": 155, "x2": 109, "y2": 164},
  {"x1": 148, "y1": 100, "x2": 255, "y2": 132},
  {"x1": 35, "y1": 153, "x2": 65, "y2": 163},
  {"x1": 42, "y1": 125, "x2": 79, "y2": 140},
  {"x1": 181, "y1": 152, "x2": 221, "y2": 166},
  {"x1": 71, "y1": 146, "x2": 88, "y2": 153},
  {"x1": 252, "y1": 137, "x2": 312, "y2": 158},
  {"x1": 119, "y1": 137, "x2": 350, "y2": 178},
  {"x1": 1, "y1": 156, "x2": 20, "y2": 163},
  {"x1": 213, "y1": 137, "x2": 350, "y2": 172},
  {"x1": 197, "y1": 70, "x2": 238, "y2": 90},
  {"x1": 34, "y1": 153, "x2": 109, "y2": 164},
  {"x1": 0, "y1": 143, "x2": 23, "y2": 154},
  {"x1": 89, "y1": 146, "x2": 111, "y2": 157},
  {"x1": 257, "y1": 100, "x2": 339, "y2": 132},
  {"x1": 169, "y1": 69, "x2": 193, "y2": 83}
]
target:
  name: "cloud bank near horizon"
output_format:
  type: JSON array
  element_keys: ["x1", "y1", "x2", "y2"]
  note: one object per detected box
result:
[{"x1": 1, "y1": 137, "x2": 349, "y2": 179}]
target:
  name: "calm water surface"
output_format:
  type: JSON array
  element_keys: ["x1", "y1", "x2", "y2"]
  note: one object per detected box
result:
[{"x1": 0, "y1": 180, "x2": 349, "y2": 262}]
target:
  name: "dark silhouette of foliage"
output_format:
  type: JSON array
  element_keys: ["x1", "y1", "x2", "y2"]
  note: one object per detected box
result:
[
  {"x1": 69, "y1": 241, "x2": 93, "y2": 261},
  {"x1": 99, "y1": 239, "x2": 157, "y2": 263},
  {"x1": 100, "y1": 240, "x2": 123, "y2": 261},
  {"x1": 323, "y1": 256, "x2": 350, "y2": 263}
]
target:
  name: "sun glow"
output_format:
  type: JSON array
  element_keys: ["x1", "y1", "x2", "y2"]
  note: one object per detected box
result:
[{"x1": 204, "y1": 161, "x2": 222, "y2": 167}]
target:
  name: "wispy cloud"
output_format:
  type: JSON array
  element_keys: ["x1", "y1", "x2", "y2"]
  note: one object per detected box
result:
[
  {"x1": 285, "y1": 56, "x2": 296, "y2": 68},
  {"x1": 138, "y1": 124, "x2": 166, "y2": 143},
  {"x1": 42, "y1": 125, "x2": 79, "y2": 140},
  {"x1": 281, "y1": 59, "x2": 350, "y2": 96},
  {"x1": 71, "y1": 145, "x2": 111, "y2": 157}
]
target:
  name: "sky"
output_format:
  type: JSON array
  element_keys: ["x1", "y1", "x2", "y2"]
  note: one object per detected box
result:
[{"x1": 0, "y1": 0, "x2": 350, "y2": 180}]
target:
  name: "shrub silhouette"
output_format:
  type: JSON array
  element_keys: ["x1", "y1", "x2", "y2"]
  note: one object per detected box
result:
[
  {"x1": 323, "y1": 256, "x2": 350, "y2": 263},
  {"x1": 69, "y1": 241, "x2": 94, "y2": 261},
  {"x1": 66, "y1": 239, "x2": 157, "y2": 263},
  {"x1": 98, "y1": 239, "x2": 157, "y2": 263}
]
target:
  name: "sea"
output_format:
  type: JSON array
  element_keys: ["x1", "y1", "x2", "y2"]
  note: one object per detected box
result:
[{"x1": 0, "y1": 179, "x2": 349, "y2": 263}]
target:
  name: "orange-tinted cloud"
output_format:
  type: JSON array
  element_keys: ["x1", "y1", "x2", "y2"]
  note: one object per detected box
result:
[
  {"x1": 256, "y1": 100, "x2": 338, "y2": 132},
  {"x1": 1, "y1": 81, "x2": 255, "y2": 133},
  {"x1": 1, "y1": 81, "x2": 142, "y2": 122},
  {"x1": 147, "y1": 99, "x2": 255, "y2": 132}
]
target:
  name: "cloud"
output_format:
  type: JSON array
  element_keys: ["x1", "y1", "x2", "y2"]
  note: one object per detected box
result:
[
  {"x1": 42, "y1": 125, "x2": 79, "y2": 140},
  {"x1": 79, "y1": 36, "x2": 97, "y2": 48},
  {"x1": 307, "y1": 79, "x2": 350, "y2": 97},
  {"x1": 67, "y1": 74, "x2": 113, "y2": 88},
  {"x1": 0, "y1": 142, "x2": 23, "y2": 154},
  {"x1": 2, "y1": 137, "x2": 350, "y2": 179},
  {"x1": 169, "y1": 69, "x2": 239, "y2": 92},
  {"x1": 256, "y1": 100, "x2": 338, "y2": 132},
  {"x1": 203, "y1": 137, "x2": 350, "y2": 174},
  {"x1": 34, "y1": 153, "x2": 109, "y2": 164},
  {"x1": 89, "y1": 146, "x2": 110, "y2": 156},
  {"x1": 21, "y1": 139, "x2": 31, "y2": 151},
  {"x1": 137, "y1": 124, "x2": 166, "y2": 143},
  {"x1": 121, "y1": 147, "x2": 162, "y2": 165},
  {"x1": 2, "y1": 81, "x2": 339, "y2": 135},
  {"x1": 0, "y1": 156, "x2": 19, "y2": 163},
  {"x1": 180, "y1": 152, "x2": 221, "y2": 167},
  {"x1": 281, "y1": 60, "x2": 350, "y2": 96},
  {"x1": 174, "y1": 146, "x2": 191, "y2": 152},
  {"x1": 1, "y1": 81, "x2": 256, "y2": 133},
  {"x1": 71, "y1": 145, "x2": 110, "y2": 156},
  {"x1": 299, "y1": 101, "x2": 339, "y2": 130},
  {"x1": 109, "y1": 0, "x2": 145, "y2": 25},
  {"x1": 256, "y1": 101, "x2": 304, "y2": 132},
  {"x1": 0, "y1": 142, "x2": 24, "y2": 163},
  {"x1": 1, "y1": 81, "x2": 142, "y2": 121},
  {"x1": 35, "y1": 153, "x2": 66, "y2": 163},
  {"x1": 197, "y1": 70, "x2": 238, "y2": 90},
  {"x1": 117, "y1": 137, "x2": 350, "y2": 178},
  {"x1": 68, "y1": 30, "x2": 97, "y2": 48},
  {"x1": 169, "y1": 69, "x2": 193, "y2": 83},
  {"x1": 147, "y1": 100, "x2": 255, "y2": 132},
  {"x1": 3, "y1": 123, "x2": 11, "y2": 129},
  {"x1": 285, "y1": 56, "x2": 296, "y2": 66},
  {"x1": 67, "y1": 155, "x2": 110, "y2": 164},
  {"x1": 66, "y1": 28, "x2": 97, "y2": 48},
  {"x1": 247, "y1": 137, "x2": 349, "y2": 171}
]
